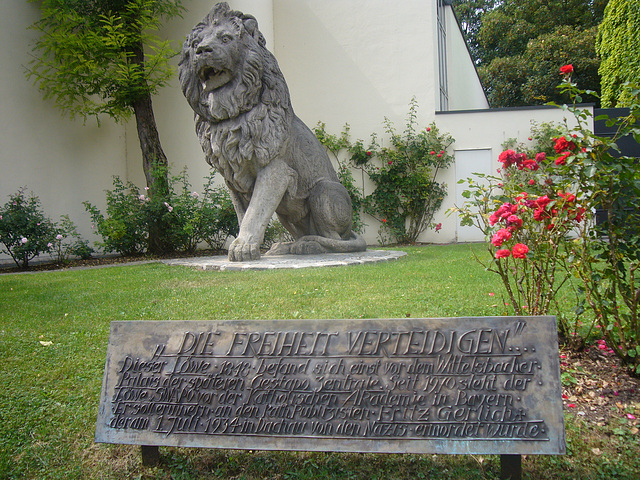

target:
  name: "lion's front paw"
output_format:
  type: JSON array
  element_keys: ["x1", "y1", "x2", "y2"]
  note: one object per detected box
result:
[{"x1": 228, "y1": 239, "x2": 261, "y2": 262}]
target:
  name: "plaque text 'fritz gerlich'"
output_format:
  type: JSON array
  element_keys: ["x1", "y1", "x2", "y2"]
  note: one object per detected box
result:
[{"x1": 96, "y1": 317, "x2": 565, "y2": 455}]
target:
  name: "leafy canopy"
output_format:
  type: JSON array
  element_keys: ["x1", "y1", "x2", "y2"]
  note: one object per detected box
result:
[
  {"x1": 475, "y1": 0, "x2": 607, "y2": 107},
  {"x1": 26, "y1": 0, "x2": 184, "y2": 122},
  {"x1": 596, "y1": 0, "x2": 640, "y2": 107}
]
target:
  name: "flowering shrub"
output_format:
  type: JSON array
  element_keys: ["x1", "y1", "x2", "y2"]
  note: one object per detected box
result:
[
  {"x1": 48, "y1": 215, "x2": 94, "y2": 264},
  {"x1": 455, "y1": 148, "x2": 583, "y2": 324},
  {"x1": 84, "y1": 176, "x2": 148, "y2": 255},
  {"x1": 454, "y1": 65, "x2": 640, "y2": 373},
  {"x1": 315, "y1": 99, "x2": 454, "y2": 244},
  {"x1": 0, "y1": 188, "x2": 56, "y2": 268},
  {"x1": 84, "y1": 169, "x2": 239, "y2": 256}
]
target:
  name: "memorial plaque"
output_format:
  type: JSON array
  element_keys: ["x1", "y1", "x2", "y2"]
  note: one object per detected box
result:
[{"x1": 96, "y1": 317, "x2": 565, "y2": 455}]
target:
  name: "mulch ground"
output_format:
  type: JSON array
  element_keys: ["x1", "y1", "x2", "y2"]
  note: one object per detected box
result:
[
  {"x1": 2, "y1": 251, "x2": 639, "y2": 433},
  {"x1": 559, "y1": 345, "x2": 639, "y2": 432}
]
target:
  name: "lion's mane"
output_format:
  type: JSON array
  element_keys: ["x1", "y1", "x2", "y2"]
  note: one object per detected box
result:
[{"x1": 178, "y1": 3, "x2": 292, "y2": 194}]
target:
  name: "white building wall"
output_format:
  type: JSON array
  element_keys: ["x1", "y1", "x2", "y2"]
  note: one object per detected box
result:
[
  {"x1": 0, "y1": 0, "x2": 127, "y2": 261},
  {"x1": 444, "y1": 6, "x2": 489, "y2": 111}
]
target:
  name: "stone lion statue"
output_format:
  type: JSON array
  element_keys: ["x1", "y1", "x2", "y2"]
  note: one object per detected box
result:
[{"x1": 179, "y1": 2, "x2": 366, "y2": 261}]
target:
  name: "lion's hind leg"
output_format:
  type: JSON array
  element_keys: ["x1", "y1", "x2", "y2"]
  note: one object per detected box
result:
[{"x1": 266, "y1": 181, "x2": 366, "y2": 256}]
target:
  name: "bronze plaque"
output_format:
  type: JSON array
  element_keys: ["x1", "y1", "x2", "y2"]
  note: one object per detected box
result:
[{"x1": 95, "y1": 317, "x2": 565, "y2": 455}]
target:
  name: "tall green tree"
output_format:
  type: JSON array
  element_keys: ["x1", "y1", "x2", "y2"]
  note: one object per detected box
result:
[
  {"x1": 450, "y1": 0, "x2": 499, "y2": 64},
  {"x1": 596, "y1": 0, "x2": 640, "y2": 107},
  {"x1": 475, "y1": 0, "x2": 607, "y2": 107},
  {"x1": 26, "y1": 0, "x2": 184, "y2": 254}
]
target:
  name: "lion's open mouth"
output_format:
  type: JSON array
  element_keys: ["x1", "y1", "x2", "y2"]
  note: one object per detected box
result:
[{"x1": 199, "y1": 66, "x2": 233, "y2": 92}]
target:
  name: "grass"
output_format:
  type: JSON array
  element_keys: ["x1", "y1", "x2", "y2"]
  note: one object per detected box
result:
[{"x1": 1, "y1": 244, "x2": 638, "y2": 479}]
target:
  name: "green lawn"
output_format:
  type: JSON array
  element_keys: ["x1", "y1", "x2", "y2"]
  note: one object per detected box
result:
[{"x1": 1, "y1": 244, "x2": 638, "y2": 479}]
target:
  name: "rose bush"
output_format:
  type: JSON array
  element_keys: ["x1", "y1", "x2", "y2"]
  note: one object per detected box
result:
[
  {"x1": 315, "y1": 99, "x2": 454, "y2": 245},
  {"x1": 453, "y1": 65, "x2": 640, "y2": 373}
]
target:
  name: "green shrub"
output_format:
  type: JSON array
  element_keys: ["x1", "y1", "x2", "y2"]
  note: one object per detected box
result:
[
  {"x1": 84, "y1": 169, "x2": 240, "y2": 256},
  {"x1": 84, "y1": 176, "x2": 148, "y2": 256},
  {"x1": 0, "y1": 187, "x2": 56, "y2": 268},
  {"x1": 316, "y1": 99, "x2": 454, "y2": 244},
  {"x1": 194, "y1": 175, "x2": 239, "y2": 252},
  {"x1": 48, "y1": 215, "x2": 94, "y2": 264},
  {"x1": 262, "y1": 218, "x2": 295, "y2": 250}
]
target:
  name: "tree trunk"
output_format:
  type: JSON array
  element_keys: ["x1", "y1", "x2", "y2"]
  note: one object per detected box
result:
[{"x1": 131, "y1": 41, "x2": 171, "y2": 255}]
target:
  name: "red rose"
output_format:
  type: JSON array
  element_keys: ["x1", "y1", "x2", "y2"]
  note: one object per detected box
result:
[
  {"x1": 507, "y1": 215, "x2": 523, "y2": 228},
  {"x1": 435, "y1": 223, "x2": 442, "y2": 232},
  {"x1": 498, "y1": 150, "x2": 517, "y2": 168},
  {"x1": 512, "y1": 243, "x2": 529, "y2": 259},
  {"x1": 555, "y1": 152, "x2": 571, "y2": 166},
  {"x1": 558, "y1": 191, "x2": 576, "y2": 203},
  {"x1": 554, "y1": 136, "x2": 576, "y2": 153},
  {"x1": 535, "y1": 195, "x2": 551, "y2": 209},
  {"x1": 560, "y1": 64, "x2": 574, "y2": 75},
  {"x1": 491, "y1": 228, "x2": 512, "y2": 247},
  {"x1": 495, "y1": 249, "x2": 511, "y2": 259},
  {"x1": 366, "y1": 151, "x2": 372, "y2": 156}
]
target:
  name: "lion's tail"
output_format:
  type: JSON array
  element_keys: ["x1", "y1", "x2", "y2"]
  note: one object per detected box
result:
[{"x1": 298, "y1": 232, "x2": 367, "y2": 253}]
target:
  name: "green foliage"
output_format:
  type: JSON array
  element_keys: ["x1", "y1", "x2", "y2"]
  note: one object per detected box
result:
[
  {"x1": 480, "y1": 26, "x2": 600, "y2": 107},
  {"x1": 26, "y1": 0, "x2": 184, "y2": 122},
  {"x1": 262, "y1": 219, "x2": 295, "y2": 251},
  {"x1": 450, "y1": 1, "x2": 499, "y2": 63},
  {"x1": 48, "y1": 215, "x2": 94, "y2": 264},
  {"x1": 84, "y1": 176, "x2": 148, "y2": 255},
  {"x1": 313, "y1": 123, "x2": 366, "y2": 234},
  {"x1": 84, "y1": 169, "x2": 240, "y2": 256},
  {"x1": 553, "y1": 81, "x2": 640, "y2": 372},
  {"x1": 596, "y1": 0, "x2": 640, "y2": 107},
  {"x1": 477, "y1": 0, "x2": 605, "y2": 107},
  {"x1": 316, "y1": 100, "x2": 454, "y2": 245},
  {"x1": 197, "y1": 181, "x2": 240, "y2": 252},
  {"x1": 0, "y1": 188, "x2": 56, "y2": 268}
]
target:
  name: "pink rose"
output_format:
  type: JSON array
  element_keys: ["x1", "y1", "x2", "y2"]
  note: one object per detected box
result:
[{"x1": 495, "y1": 249, "x2": 511, "y2": 259}]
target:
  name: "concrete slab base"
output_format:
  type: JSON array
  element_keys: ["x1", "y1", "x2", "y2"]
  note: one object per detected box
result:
[{"x1": 161, "y1": 249, "x2": 406, "y2": 271}]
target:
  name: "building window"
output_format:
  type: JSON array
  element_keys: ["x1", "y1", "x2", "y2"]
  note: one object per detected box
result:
[{"x1": 437, "y1": 0, "x2": 449, "y2": 111}]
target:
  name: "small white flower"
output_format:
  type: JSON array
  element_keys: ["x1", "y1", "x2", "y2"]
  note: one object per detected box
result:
[
  {"x1": 21, "y1": 237, "x2": 28, "y2": 244},
  {"x1": 56, "y1": 234, "x2": 63, "y2": 240},
  {"x1": 47, "y1": 243, "x2": 53, "y2": 248},
  {"x1": 139, "y1": 194, "x2": 146, "y2": 201},
  {"x1": 191, "y1": 191, "x2": 200, "y2": 198},
  {"x1": 164, "y1": 202, "x2": 173, "y2": 213}
]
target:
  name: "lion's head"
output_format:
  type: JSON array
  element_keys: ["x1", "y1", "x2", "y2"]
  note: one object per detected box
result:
[
  {"x1": 179, "y1": 2, "x2": 278, "y2": 123},
  {"x1": 179, "y1": 3, "x2": 293, "y2": 182}
]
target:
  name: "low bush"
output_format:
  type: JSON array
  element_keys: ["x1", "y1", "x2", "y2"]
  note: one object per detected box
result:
[
  {"x1": 0, "y1": 187, "x2": 56, "y2": 268},
  {"x1": 84, "y1": 169, "x2": 240, "y2": 256}
]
